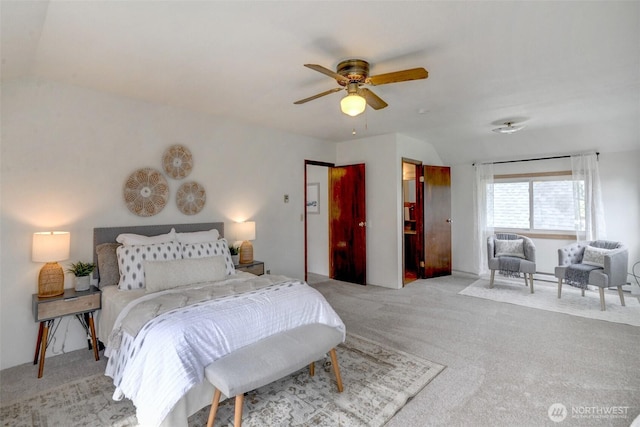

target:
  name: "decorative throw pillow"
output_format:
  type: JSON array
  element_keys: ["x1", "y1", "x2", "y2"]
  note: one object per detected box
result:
[
  {"x1": 582, "y1": 245, "x2": 611, "y2": 268},
  {"x1": 96, "y1": 242, "x2": 121, "y2": 288},
  {"x1": 181, "y1": 238, "x2": 235, "y2": 275},
  {"x1": 116, "y1": 241, "x2": 182, "y2": 290},
  {"x1": 144, "y1": 256, "x2": 227, "y2": 293},
  {"x1": 116, "y1": 228, "x2": 176, "y2": 246},
  {"x1": 495, "y1": 239, "x2": 525, "y2": 258},
  {"x1": 176, "y1": 228, "x2": 220, "y2": 244}
]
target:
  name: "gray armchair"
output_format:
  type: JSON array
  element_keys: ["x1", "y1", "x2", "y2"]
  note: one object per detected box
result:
[
  {"x1": 554, "y1": 240, "x2": 627, "y2": 311},
  {"x1": 487, "y1": 233, "x2": 536, "y2": 293}
]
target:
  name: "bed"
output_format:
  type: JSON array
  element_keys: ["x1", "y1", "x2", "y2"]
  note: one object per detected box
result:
[{"x1": 93, "y1": 222, "x2": 345, "y2": 427}]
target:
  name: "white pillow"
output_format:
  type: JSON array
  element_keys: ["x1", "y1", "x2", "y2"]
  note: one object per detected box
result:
[
  {"x1": 176, "y1": 228, "x2": 220, "y2": 244},
  {"x1": 144, "y1": 256, "x2": 227, "y2": 293},
  {"x1": 582, "y1": 245, "x2": 611, "y2": 267},
  {"x1": 116, "y1": 228, "x2": 176, "y2": 245},
  {"x1": 181, "y1": 238, "x2": 235, "y2": 275},
  {"x1": 495, "y1": 239, "x2": 525, "y2": 258},
  {"x1": 116, "y1": 241, "x2": 182, "y2": 290}
]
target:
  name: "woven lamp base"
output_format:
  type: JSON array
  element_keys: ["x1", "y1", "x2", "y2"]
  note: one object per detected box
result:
[
  {"x1": 38, "y1": 262, "x2": 65, "y2": 298},
  {"x1": 239, "y1": 241, "x2": 254, "y2": 264}
]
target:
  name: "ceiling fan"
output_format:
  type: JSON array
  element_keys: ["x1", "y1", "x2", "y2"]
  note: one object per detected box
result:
[{"x1": 294, "y1": 59, "x2": 428, "y2": 116}]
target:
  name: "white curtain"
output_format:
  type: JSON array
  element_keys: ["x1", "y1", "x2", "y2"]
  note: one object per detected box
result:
[
  {"x1": 473, "y1": 162, "x2": 494, "y2": 276},
  {"x1": 571, "y1": 153, "x2": 606, "y2": 241}
]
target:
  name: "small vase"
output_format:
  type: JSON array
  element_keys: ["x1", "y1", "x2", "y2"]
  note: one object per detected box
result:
[
  {"x1": 231, "y1": 254, "x2": 240, "y2": 265},
  {"x1": 75, "y1": 275, "x2": 91, "y2": 292}
]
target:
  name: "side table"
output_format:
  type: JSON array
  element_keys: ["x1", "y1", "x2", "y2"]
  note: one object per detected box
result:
[
  {"x1": 235, "y1": 260, "x2": 265, "y2": 276},
  {"x1": 32, "y1": 286, "x2": 102, "y2": 378}
]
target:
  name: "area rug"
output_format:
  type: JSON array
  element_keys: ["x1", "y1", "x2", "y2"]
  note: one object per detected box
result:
[
  {"x1": 459, "y1": 278, "x2": 640, "y2": 327},
  {"x1": 0, "y1": 333, "x2": 445, "y2": 427}
]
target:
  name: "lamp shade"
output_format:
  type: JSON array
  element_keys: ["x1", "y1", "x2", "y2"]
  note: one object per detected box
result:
[
  {"x1": 32, "y1": 231, "x2": 70, "y2": 262},
  {"x1": 340, "y1": 93, "x2": 366, "y2": 117},
  {"x1": 236, "y1": 221, "x2": 256, "y2": 241}
]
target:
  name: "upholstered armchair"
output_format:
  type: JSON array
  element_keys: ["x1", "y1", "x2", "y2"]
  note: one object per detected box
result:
[
  {"x1": 487, "y1": 233, "x2": 536, "y2": 293},
  {"x1": 555, "y1": 241, "x2": 627, "y2": 311}
]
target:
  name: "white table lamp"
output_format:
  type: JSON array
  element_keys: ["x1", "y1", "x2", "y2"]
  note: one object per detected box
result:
[{"x1": 33, "y1": 231, "x2": 70, "y2": 297}]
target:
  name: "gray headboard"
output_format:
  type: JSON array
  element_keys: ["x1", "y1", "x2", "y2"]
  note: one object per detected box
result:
[{"x1": 92, "y1": 222, "x2": 224, "y2": 281}]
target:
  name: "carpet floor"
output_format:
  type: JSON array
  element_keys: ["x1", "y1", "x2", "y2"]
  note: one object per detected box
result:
[
  {"x1": 2, "y1": 274, "x2": 639, "y2": 426},
  {"x1": 459, "y1": 277, "x2": 640, "y2": 327},
  {"x1": 0, "y1": 333, "x2": 443, "y2": 426}
]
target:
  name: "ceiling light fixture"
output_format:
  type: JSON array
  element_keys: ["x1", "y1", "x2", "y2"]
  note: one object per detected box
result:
[
  {"x1": 492, "y1": 121, "x2": 525, "y2": 134},
  {"x1": 340, "y1": 82, "x2": 366, "y2": 117}
]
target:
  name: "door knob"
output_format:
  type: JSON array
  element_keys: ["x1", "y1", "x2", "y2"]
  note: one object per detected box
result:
[
  {"x1": 358, "y1": 221, "x2": 366, "y2": 227},
  {"x1": 446, "y1": 218, "x2": 453, "y2": 223}
]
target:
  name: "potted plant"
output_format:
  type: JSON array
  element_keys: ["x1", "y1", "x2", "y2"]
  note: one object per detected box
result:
[
  {"x1": 67, "y1": 261, "x2": 96, "y2": 291},
  {"x1": 229, "y1": 244, "x2": 240, "y2": 266}
]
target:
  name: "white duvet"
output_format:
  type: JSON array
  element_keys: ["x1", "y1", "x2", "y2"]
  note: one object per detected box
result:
[{"x1": 104, "y1": 273, "x2": 345, "y2": 427}]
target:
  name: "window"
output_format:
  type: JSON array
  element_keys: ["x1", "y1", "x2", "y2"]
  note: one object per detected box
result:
[{"x1": 488, "y1": 172, "x2": 585, "y2": 234}]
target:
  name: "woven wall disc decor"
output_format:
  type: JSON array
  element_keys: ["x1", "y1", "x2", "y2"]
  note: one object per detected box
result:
[
  {"x1": 176, "y1": 181, "x2": 206, "y2": 215},
  {"x1": 162, "y1": 144, "x2": 193, "y2": 179},
  {"x1": 123, "y1": 168, "x2": 169, "y2": 217}
]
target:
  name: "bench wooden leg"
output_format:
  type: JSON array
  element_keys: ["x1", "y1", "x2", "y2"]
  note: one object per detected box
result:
[
  {"x1": 489, "y1": 270, "x2": 495, "y2": 288},
  {"x1": 235, "y1": 394, "x2": 244, "y2": 427},
  {"x1": 529, "y1": 273, "x2": 534, "y2": 294},
  {"x1": 309, "y1": 361, "x2": 315, "y2": 376},
  {"x1": 207, "y1": 388, "x2": 221, "y2": 427},
  {"x1": 329, "y1": 348, "x2": 344, "y2": 393}
]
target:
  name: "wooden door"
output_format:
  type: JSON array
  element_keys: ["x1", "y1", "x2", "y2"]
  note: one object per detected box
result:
[
  {"x1": 329, "y1": 164, "x2": 366, "y2": 285},
  {"x1": 423, "y1": 165, "x2": 451, "y2": 277}
]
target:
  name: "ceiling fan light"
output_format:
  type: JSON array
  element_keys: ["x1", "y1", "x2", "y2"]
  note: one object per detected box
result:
[{"x1": 340, "y1": 93, "x2": 366, "y2": 117}]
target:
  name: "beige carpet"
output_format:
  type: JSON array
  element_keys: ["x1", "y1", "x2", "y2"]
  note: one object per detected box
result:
[
  {"x1": 459, "y1": 277, "x2": 640, "y2": 327},
  {"x1": 0, "y1": 333, "x2": 444, "y2": 427}
]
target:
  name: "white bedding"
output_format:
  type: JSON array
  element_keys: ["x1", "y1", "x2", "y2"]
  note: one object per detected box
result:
[{"x1": 102, "y1": 272, "x2": 345, "y2": 427}]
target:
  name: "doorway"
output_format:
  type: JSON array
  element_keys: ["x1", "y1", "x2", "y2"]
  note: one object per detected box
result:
[
  {"x1": 305, "y1": 160, "x2": 367, "y2": 285},
  {"x1": 402, "y1": 159, "x2": 423, "y2": 285}
]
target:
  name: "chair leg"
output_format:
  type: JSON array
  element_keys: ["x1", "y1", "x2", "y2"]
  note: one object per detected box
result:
[
  {"x1": 329, "y1": 348, "x2": 344, "y2": 393},
  {"x1": 234, "y1": 394, "x2": 244, "y2": 427},
  {"x1": 617, "y1": 286, "x2": 626, "y2": 307},
  {"x1": 557, "y1": 279, "x2": 562, "y2": 299},
  {"x1": 523, "y1": 274, "x2": 528, "y2": 287},
  {"x1": 529, "y1": 274, "x2": 534, "y2": 294},
  {"x1": 309, "y1": 361, "x2": 315, "y2": 376},
  {"x1": 207, "y1": 388, "x2": 222, "y2": 427},
  {"x1": 599, "y1": 287, "x2": 606, "y2": 311},
  {"x1": 489, "y1": 270, "x2": 495, "y2": 288},
  {"x1": 581, "y1": 288, "x2": 585, "y2": 297}
]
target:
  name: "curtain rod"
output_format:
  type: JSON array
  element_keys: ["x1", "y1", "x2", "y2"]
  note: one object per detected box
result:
[{"x1": 473, "y1": 152, "x2": 599, "y2": 167}]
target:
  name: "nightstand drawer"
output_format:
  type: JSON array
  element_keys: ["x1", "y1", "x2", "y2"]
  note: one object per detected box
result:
[
  {"x1": 34, "y1": 292, "x2": 101, "y2": 322},
  {"x1": 241, "y1": 264, "x2": 264, "y2": 276},
  {"x1": 236, "y1": 261, "x2": 264, "y2": 276}
]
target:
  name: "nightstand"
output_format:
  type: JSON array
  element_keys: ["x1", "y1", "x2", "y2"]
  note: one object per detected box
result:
[
  {"x1": 32, "y1": 286, "x2": 102, "y2": 378},
  {"x1": 235, "y1": 260, "x2": 265, "y2": 276}
]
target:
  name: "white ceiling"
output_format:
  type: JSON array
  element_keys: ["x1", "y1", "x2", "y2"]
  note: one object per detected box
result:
[{"x1": 2, "y1": 1, "x2": 638, "y2": 165}]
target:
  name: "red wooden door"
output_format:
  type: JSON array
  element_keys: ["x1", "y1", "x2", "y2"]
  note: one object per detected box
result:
[
  {"x1": 329, "y1": 164, "x2": 366, "y2": 285},
  {"x1": 423, "y1": 165, "x2": 451, "y2": 278}
]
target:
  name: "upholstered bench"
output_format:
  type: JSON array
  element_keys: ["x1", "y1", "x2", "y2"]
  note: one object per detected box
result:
[{"x1": 204, "y1": 323, "x2": 344, "y2": 427}]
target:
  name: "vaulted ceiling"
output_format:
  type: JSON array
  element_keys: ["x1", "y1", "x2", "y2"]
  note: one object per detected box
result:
[{"x1": 2, "y1": 1, "x2": 638, "y2": 165}]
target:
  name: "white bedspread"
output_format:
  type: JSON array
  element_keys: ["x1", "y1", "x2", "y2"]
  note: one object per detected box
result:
[{"x1": 104, "y1": 273, "x2": 345, "y2": 426}]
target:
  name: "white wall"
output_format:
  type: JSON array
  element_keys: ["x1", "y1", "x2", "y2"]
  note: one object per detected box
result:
[
  {"x1": 0, "y1": 78, "x2": 336, "y2": 369},
  {"x1": 306, "y1": 165, "x2": 329, "y2": 276},
  {"x1": 451, "y1": 150, "x2": 640, "y2": 276}
]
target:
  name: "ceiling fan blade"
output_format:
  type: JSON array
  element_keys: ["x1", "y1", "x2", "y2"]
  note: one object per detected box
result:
[
  {"x1": 304, "y1": 64, "x2": 349, "y2": 84},
  {"x1": 360, "y1": 88, "x2": 388, "y2": 110},
  {"x1": 366, "y1": 67, "x2": 428, "y2": 86},
  {"x1": 294, "y1": 87, "x2": 343, "y2": 105}
]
